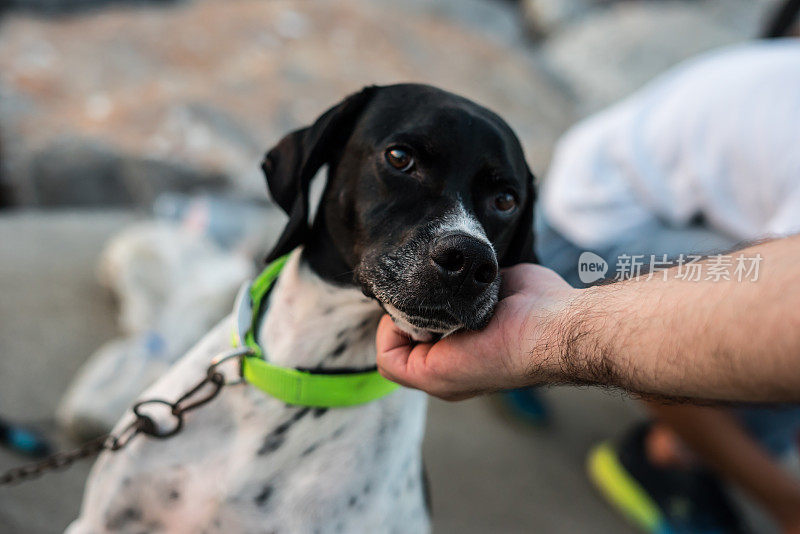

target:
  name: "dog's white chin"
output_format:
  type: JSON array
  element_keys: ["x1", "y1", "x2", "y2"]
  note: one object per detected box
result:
[{"x1": 383, "y1": 303, "x2": 459, "y2": 342}]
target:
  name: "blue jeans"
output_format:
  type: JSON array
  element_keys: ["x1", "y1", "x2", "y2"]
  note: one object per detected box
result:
[{"x1": 534, "y1": 210, "x2": 800, "y2": 456}]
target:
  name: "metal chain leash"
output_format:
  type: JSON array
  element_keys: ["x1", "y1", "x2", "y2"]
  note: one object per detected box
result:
[{"x1": 0, "y1": 347, "x2": 249, "y2": 486}]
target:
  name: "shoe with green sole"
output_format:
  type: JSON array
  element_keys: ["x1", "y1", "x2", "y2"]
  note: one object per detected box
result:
[{"x1": 587, "y1": 422, "x2": 748, "y2": 534}]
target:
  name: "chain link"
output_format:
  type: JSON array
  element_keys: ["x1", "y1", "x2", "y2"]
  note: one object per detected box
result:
[{"x1": 0, "y1": 348, "x2": 248, "y2": 486}]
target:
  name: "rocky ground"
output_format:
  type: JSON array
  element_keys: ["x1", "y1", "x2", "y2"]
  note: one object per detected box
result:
[
  {"x1": 0, "y1": 0, "x2": 779, "y2": 208},
  {"x1": 0, "y1": 0, "x2": 572, "y2": 207}
]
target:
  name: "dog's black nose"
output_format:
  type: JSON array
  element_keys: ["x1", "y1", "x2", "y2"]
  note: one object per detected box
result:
[{"x1": 430, "y1": 233, "x2": 498, "y2": 292}]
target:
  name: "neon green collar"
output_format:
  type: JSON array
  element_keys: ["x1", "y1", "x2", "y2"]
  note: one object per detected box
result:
[{"x1": 231, "y1": 254, "x2": 399, "y2": 408}]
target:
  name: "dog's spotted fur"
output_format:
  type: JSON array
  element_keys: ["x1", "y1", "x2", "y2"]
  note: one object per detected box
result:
[
  {"x1": 70, "y1": 84, "x2": 538, "y2": 533},
  {"x1": 68, "y1": 250, "x2": 429, "y2": 534}
]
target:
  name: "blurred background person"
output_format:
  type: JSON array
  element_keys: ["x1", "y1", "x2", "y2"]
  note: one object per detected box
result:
[{"x1": 535, "y1": 40, "x2": 800, "y2": 533}]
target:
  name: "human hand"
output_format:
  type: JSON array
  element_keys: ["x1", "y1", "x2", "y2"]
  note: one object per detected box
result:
[{"x1": 376, "y1": 263, "x2": 578, "y2": 400}]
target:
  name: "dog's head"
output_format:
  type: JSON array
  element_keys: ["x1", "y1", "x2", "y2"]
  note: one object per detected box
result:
[{"x1": 263, "y1": 84, "x2": 536, "y2": 340}]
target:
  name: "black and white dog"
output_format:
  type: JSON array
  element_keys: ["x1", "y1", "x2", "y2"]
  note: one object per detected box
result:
[{"x1": 68, "y1": 84, "x2": 536, "y2": 533}]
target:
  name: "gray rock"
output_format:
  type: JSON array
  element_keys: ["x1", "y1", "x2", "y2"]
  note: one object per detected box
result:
[
  {"x1": 521, "y1": 0, "x2": 605, "y2": 38},
  {"x1": 0, "y1": 0, "x2": 178, "y2": 16},
  {"x1": 0, "y1": 0, "x2": 574, "y2": 208},
  {"x1": 23, "y1": 137, "x2": 227, "y2": 207},
  {"x1": 542, "y1": 0, "x2": 780, "y2": 114}
]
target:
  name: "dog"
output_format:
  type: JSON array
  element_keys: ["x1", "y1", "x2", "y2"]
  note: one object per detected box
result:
[{"x1": 67, "y1": 83, "x2": 537, "y2": 534}]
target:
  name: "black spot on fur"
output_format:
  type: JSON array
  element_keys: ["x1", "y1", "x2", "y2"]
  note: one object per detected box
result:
[
  {"x1": 258, "y1": 407, "x2": 310, "y2": 455},
  {"x1": 329, "y1": 342, "x2": 347, "y2": 358},
  {"x1": 277, "y1": 407, "x2": 311, "y2": 434},
  {"x1": 255, "y1": 485, "x2": 274, "y2": 507},
  {"x1": 363, "y1": 482, "x2": 372, "y2": 495},
  {"x1": 168, "y1": 489, "x2": 180, "y2": 501},
  {"x1": 301, "y1": 443, "x2": 319, "y2": 456},
  {"x1": 258, "y1": 434, "x2": 285, "y2": 455},
  {"x1": 348, "y1": 496, "x2": 358, "y2": 508},
  {"x1": 422, "y1": 461, "x2": 433, "y2": 515},
  {"x1": 291, "y1": 406, "x2": 311, "y2": 422},
  {"x1": 336, "y1": 329, "x2": 347, "y2": 340},
  {"x1": 313, "y1": 407, "x2": 328, "y2": 418},
  {"x1": 332, "y1": 426, "x2": 346, "y2": 439},
  {"x1": 105, "y1": 507, "x2": 143, "y2": 530}
]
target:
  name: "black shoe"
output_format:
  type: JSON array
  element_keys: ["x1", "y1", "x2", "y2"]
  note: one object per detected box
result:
[{"x1": 587, "y1": 422, "x2": 748, "y2": 534}]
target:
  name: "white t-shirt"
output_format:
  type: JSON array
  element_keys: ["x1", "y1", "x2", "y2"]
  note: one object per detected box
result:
[{"x1": 541, "y1": 41, "x2": 800, "y2": 248}]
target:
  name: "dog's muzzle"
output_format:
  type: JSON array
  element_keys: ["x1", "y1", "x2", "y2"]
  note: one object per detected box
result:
[{"x1": 363, "y1": 232, "x2": 500, "y2": 340}]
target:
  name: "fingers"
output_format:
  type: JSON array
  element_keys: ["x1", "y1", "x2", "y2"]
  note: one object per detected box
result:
[
  {"x1": 375, "y1": 314, "x2": 413, "y2": 356},
  {"x1": 375, "y1": 315, "x2": 433, "y2": 389},
  {"x1": 376, "y1": 315, "x2": 489, "y2": 400},
  {"x1": 375, "y1": 264, "x2": 573, "y2": 401},
  {"x1": 376, "y1": 315, "x2": 471, "y2": 399}
]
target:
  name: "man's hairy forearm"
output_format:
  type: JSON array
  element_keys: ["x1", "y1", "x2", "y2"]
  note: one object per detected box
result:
[
  {"x1": 544, "y1": 235, "x2": 800, "y2": 401},
  {"x1": 376, "y1": 235, "x2": 800, "y2": 403}
]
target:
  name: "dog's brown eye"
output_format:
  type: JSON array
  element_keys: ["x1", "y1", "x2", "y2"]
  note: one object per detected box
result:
[
  {"x1": 494, "y1": 192, "x2": 517, "y2": 213},
  {"x1": 385, "y1": 147, "x2": 414, "y2": 172}
]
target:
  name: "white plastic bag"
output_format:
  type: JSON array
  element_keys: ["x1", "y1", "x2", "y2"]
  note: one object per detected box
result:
[{"x1": 58, "y1": 221, "x2": 253, "y2": 439}]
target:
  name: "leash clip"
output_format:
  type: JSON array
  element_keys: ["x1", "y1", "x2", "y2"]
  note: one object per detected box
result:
[{"x1": 209, "y1": 346, "x2": 250, "y2": 386}]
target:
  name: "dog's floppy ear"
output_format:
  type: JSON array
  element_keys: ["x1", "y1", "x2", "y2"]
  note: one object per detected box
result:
[
  {"x1": 500, "y1": 169, "x2": 538, "y2": 266},
  {"x1": 262, "y1": 86, "x2": 377, "y2": 262}
]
